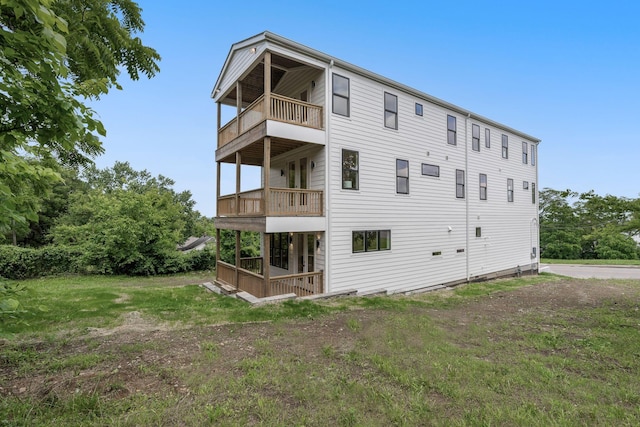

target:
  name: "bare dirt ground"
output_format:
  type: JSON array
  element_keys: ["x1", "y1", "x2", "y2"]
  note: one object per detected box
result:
[{"x1": 2, "y1": 279, "x2": 639, "y2": 405}]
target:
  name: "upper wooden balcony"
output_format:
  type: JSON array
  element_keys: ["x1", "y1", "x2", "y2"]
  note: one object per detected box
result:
[
  {"x1": 218, "y1": 93, "x2": 323, "y2": 148},
  {"x1": 218, "y1": 187, "x2": 323, "y2": 217}
]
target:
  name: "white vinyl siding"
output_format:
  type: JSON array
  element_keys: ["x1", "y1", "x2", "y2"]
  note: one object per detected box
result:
[{"x1": 327, "y1": 66, "x2": 538, "y2": 294}]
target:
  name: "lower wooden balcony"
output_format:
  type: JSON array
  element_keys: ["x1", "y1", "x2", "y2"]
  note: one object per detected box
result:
[
  {"x1": 218, "y1": 187, "x2": 323, "y2": 217},
  {"x1": 216, "y1": 260, "x2": 323, "y2": 298}
]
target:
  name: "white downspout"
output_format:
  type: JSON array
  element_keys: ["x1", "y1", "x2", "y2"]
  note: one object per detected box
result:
[
  {"x1": 324, "y1": 59, "x2": 333, "y2": 292},
  {"x1": 465, "y1": 113, "x2": 471, "y2": 282}
]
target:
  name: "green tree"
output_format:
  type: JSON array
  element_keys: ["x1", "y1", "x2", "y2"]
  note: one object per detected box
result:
[
  {"x1": 51, "y1": 189, "x2": 185, "y2": 275},
  {"x1": 0, "y1": 0, "x2": 159, "y2": 233},
  {"x1": 539, "y1": 188, "x2": 582, "y2": 259},
  {"x1": 81, "y1": 161, "x2": 210, "y2": 241}
]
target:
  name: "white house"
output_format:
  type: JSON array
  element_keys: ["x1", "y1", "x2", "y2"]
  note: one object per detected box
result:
[{"x1": 212, "y1": 31, "x2": 540, "y2": 297}]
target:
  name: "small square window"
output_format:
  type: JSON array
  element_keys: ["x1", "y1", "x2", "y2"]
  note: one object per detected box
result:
[
  {"x1": 523, "y1": 181, "x2": 529, "y2": 190},
  {"x1": 415, "y1": 103, "x2": 423, "y2": 116}
]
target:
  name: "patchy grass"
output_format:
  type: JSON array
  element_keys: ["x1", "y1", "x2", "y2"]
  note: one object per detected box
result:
[{"x1": 1, "y1": 273, "x2": 640, "y2": 425}]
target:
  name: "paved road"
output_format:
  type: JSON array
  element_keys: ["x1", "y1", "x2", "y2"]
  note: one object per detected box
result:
[{"x1": 540, "y1": 264, "x2": 640, "y2": 279}]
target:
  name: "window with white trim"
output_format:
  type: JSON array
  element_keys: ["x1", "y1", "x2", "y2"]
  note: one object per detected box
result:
[
  {"x1": 415, "y1": 103, "x2": 423, "y2": 116},
  {"x1": 485, "y1": 128, "x2": 490, "y2": 148},
  {"x1": 522, "y1": 141, "x2": 528, "y2": 164}
]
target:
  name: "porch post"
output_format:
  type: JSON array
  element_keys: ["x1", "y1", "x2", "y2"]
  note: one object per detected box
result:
[
  {"x1": 235, "y1": 230, "x2": 241, "y2": 291},
  {"x1": 263, "y1": 137, "x2": 271, "y2": 216},
  {"x1": 264, "y1": 51, "x2": 271, "y2": 119},
  {"x1": 216, "y1": 101, "x2": 221, "y2": 131},
  {"x1": 216, "y1": 161, "x2": 221, "y2": 217},
  {"x1": 235, "y1": 152, "x2": 241, "y2": 215},
  {"x1": 263, "y1": 233, "x2": 271, "y2": 296},
  {"x1": 236, "y1": 81, "x2": 242, "y2": 135},
  {"x1": 215, "y1": 228, "x2": 221, "y2": 277}
]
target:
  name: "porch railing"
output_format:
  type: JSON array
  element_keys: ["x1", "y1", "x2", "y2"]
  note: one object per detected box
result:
[
  {"x1": 218, "y1": 94, "x2": 323, "y2": 147},
  {"x1": 217, "y1": 187, "x2": 323, "y2": 217},
  {"x1": 215, "y1": 260, "x2": 323, "y2": 298}
]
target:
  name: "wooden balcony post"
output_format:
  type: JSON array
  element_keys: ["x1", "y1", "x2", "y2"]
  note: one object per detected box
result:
[
  {"x1": 236, "y1": 81, "x2": 242, "y2": 135},
  {"x1": 263, "y1": 233, "x2": 270, "y2": 296},
  {"x1": 264, "y1": 51, "x2": 271, "y2": 120},
  {"x1": 216, "y1": 102, "x2": 221, "y2": 131},
  {"x1": 263, "y1": 136, "x2": 271, "y2": 216},
  {"x1": 216, "y1": 161, "x2": 221, "y2": 217},
  {"x1": 215, "y1": 228, "x2": 221, "y2": 274},
  {"x1": 235, "y1": 230, "x2": 240, "y2": 290},
  {"x1": 235, "y1": 152, "x2": 241, "y2": 215}
]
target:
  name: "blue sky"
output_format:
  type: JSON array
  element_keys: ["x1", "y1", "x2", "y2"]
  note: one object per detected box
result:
[{"x1": 91, "y1": 0, "x2": 640, "y2": 217}]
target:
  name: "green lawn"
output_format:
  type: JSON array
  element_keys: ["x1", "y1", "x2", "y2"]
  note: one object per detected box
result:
[{"x1": 2, "y1": 272, "x2": 640, "y2": 426}]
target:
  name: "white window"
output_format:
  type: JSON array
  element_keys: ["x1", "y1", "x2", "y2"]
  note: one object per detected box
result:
[
  {"x1": 479, "y1": 174, "x2": 487, "y2": 200},
  {"x1": 507, "y1": 178, "x2": 514, "y2": 202}
]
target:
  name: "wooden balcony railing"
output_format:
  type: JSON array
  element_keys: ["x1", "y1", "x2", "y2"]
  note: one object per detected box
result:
[
  {"x1": 218, "y1": 187, "x2": 323, "y2": 217},
  {"x1": 218, "y1": 94, "x2": 323, "y2": 147},
  {"x1": 215, "y1": 260, "x2": 323, "y2": 298}
]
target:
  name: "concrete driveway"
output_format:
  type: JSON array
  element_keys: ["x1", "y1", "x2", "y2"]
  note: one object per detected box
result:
[{"x1": 540, "y1": 263, "x2": 640, "y2": 279}]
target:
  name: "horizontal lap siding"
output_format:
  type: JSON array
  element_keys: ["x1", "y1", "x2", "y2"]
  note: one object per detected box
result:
[{"x1": 327, "y1": 67, "x2": 538, "y2": 294}]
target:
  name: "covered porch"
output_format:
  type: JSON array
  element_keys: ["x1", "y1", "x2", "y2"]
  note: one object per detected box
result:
[{"x1": 215, "y1": 231, "x2": 324, "y2": 298}]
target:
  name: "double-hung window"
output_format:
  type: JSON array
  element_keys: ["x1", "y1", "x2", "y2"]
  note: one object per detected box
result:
[
  {"x1": 342, "y1": 149, "x2": 359, "y2": 190},
  {"x1": 456, "y1": 169, "x2": 465, "y2": 198},
  {"x1": 396, "y1": 159, "x2": 409, "y2": 194},
  {"x1": 479, "y1": 174, "x2": 487, "y2": 200},
  {"x1": 472, "y1": 124, "x2": 480, "y2": 151},
  {"x1": 522, "y1": 141, "x2": 528, "y2": 164},
  {"x1": 332, "y1": 74, "x2": 350, "y2": 117},
  {"x1": 447, "y1": 115, "x2": 457, "y2": 145},
  {"x1": 531, "y1": 144, "x2": 536, "y2": 166},
  {"x1": 532, "y1": 182, "x2": 536, "y2": 204},
  {"x1": 384, "y1": 92, "x2": 398, "y2": 129},
  {"x1": 507, "y1": 178, "x2": 514, "y2": 202},
  {"x1": 502, "y1": 134, "x2": 509, "y2": 159}
]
